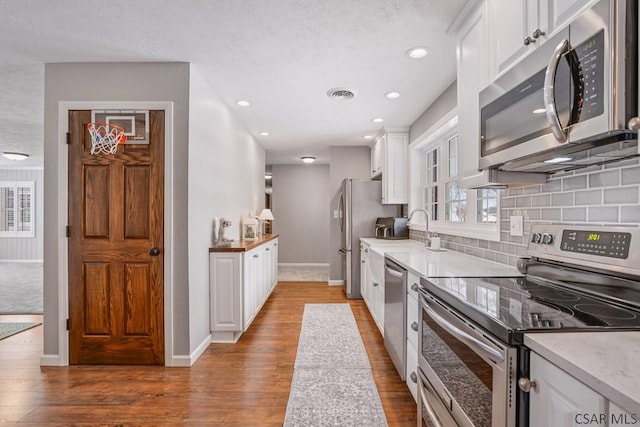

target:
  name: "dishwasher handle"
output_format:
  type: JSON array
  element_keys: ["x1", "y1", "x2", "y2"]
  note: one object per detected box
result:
[{"x1": 384, "y1": 262, "x2": 405, "y2": 279}]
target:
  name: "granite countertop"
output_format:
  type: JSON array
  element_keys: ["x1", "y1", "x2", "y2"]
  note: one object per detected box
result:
[
  {"x1": 209, "y1": 233, "x2": 278, "y2": 252},
  {"x1": 525, "y1": 332, "x2": 640, "y2": 414}
]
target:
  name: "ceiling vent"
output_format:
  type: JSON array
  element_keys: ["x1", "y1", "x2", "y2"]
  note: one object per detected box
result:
[{"x1": 327, "y1": 88, "x2": 356, "y2": 100}]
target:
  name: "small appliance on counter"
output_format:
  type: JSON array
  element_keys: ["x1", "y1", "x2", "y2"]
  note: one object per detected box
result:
[{"x1": 375, "y1": 217, "x2": 408, "y2": 240}]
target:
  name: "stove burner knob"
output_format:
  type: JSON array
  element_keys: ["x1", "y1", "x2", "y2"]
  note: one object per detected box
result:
[
  {"x1": 542, "y1": 233, "x2": 554, "y2": 245},
  {"x1": 531, "y1": 233, "x2": 542, "y2": 243},
  {"x1": 518, "y1": 378, "x2": 538, "y2": 393}
]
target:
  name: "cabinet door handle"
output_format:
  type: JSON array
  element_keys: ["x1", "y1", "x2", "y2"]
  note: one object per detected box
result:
[
  {"x1": 265, "y1": 248, "x2": 270, "y2": 251},
  {"x1": 411, "y1": 283, "x2": 419, "y2": 292},
  {"x1": 362, "y1": 260, "x2": 366, "y2": 264},
  {"x1": 523, "y1": 36, "x2": 535, "y2": 46},
  {"x1": 532, "y1": 28, "x2": 546, "y2": 39},
  {"x1": 411, "y1": 322, "x2": 419, "y2": 331},
  {"x1": 373, "y1": 282, "x2": 379, "y2": 287},
  {"x1": 253, "y1": 254, "x2": 259, "y2": 258},
  {"x1": 410, "y1": 371, "x2": 418, "y2": 384}
]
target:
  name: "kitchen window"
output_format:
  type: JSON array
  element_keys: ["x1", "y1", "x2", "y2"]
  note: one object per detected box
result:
[
  {"x1": 409, "y1": 112, "x2": 501, "y2": 241},
  {"x1": 0, "y1": 181, "x2": 34, "y2": 238}
]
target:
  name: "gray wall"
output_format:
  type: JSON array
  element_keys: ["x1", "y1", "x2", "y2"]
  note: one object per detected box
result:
[
  {"x1": 328, "y1": 146, "x2": 371, "y2": 281},
  {"x1": 409, "y1": 81, "x2": 457, "y2": 144},
  {"x1": 410, "y1": 159, "x2": 640, "y2": 266},
  {"x1": 0, "y1": 168, "x2": 43, "y2": 260},
  {"x1": 272, "y1": 164, "x2": 329, "y2": 264},
  {"x1": 43, "y1": 62, "x2": 265, "y2": 363}
]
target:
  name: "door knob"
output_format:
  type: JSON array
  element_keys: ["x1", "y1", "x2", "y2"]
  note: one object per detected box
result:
[{"x1": 149, "y1": 247, "x2": 160, "y2": 256}]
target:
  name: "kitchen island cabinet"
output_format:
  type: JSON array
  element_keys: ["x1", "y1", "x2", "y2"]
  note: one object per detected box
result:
[{"x1": 209, "y1": 234, "x2": 278, "y2": 343}]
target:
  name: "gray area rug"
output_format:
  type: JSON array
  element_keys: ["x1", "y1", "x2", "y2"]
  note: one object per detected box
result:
[
  {"x1": 0, "y1": 322, "x2": 41, "y2": 340},
  {"x1": 0, "y1": 262, "x2": 43, "y2": 314},
  {"x1": 284, "y1": 303, "x2": 388, "y2": 426},
  {"x1": 278, "y1": 265, "x2": 329, "y2": 282}
]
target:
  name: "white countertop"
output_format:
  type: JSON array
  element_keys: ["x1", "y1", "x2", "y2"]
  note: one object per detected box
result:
[
  {"x1": 525, "y1": 332, "x2": 640, "y2": 414},
  {"x1": 385, "y1": 249, "x2": 521, "y2": 278}
]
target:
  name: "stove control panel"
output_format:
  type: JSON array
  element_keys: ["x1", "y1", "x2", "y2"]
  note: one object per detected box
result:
[
  {"x1": 560, "y1": 230, "x2": 631, "y2": 259},
  {"x1": 527, "y1": 224, "x2": 639, "y2": 276}
]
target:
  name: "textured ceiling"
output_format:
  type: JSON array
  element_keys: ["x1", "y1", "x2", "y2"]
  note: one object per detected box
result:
[{"x1": 0, "y1": 0, "x2": 469, "y2": 167}]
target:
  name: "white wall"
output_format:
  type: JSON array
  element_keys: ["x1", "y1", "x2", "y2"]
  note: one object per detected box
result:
[
  {"x1": 0, "y1": 168, "x2": 43, "y2": 260},
  {"x1": 272, "y1": 164, "x2": 329, "y2": 264},
  {"x1": 187, "y1": 66, "x2": 265, "y2": 354},
  {"x1": 328, "y1": 146, "x2": 371, "y2": 280}
]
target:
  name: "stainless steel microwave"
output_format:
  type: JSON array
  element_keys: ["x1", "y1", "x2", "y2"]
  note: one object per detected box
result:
[{"x1": 479, "y1": 0, "x2": 638, "y2": 174}]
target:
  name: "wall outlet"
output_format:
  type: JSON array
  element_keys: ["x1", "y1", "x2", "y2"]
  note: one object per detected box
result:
[{"x1": 510, "y1": 215, "x2": 523, "y2": 237}]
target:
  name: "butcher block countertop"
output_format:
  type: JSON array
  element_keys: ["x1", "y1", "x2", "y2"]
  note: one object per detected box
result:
[{"x1": 209, "y1": 234, "x2": 278, "y2": 252}]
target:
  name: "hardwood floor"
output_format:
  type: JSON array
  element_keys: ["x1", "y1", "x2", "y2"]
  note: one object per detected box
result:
[{"x1": 0, "y1": 283, "x2": 417, "y2": 425}]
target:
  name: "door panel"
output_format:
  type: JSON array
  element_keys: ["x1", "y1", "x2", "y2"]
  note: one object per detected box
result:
[{"x1": 68, "y1": 109, "x2": 164, "y2": 365}]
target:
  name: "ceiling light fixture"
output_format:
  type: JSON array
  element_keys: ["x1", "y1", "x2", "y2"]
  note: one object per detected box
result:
[
  {"x1": 372, "y1": 118, "x2": 384, "y2": 123},
  {"x1": 265, "y1": 173, "x2": 272, "y2": 180},
  {"x1": 236, "y1": 100, "x2": 251, "y2": 107},
  {"x1": 363, "y1": 135, "x2": 374, "y2": 140},
  {"x1": 532, "y1": 108, "x2": 546, "y2": 114},
  {"x1": 260, "y1": 131, "x2": 270, "y2": 136},
  {"x1": 385, "y1": 91, "x2": 400, "y2": 99},
  {"x1": 301, "y1": 156, "x2": 316, "y2": 164},
  {"x1": 406, "y1": 46, "x2": 430, "y2": 59},
  {"x1": 1, "y1": 152, "x2": 29, "y2": 161}
]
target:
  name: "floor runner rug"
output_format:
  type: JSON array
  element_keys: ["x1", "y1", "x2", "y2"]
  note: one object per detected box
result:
[
  {"x1": 0, "y1": 322, "x2": 41, "y2": 341},
  {"x1": 284, "y1": 303, "x2": 388, "y2": 426}
]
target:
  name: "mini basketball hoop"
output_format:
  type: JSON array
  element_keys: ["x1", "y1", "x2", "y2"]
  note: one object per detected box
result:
[{"x1": 87, "y1": 122, "x2": 127, "y2": 155}]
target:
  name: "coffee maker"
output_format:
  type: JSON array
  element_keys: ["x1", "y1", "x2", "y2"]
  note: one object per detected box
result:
[{"x1": 374, "y1": 217, "x2": 408, "y2": 239}]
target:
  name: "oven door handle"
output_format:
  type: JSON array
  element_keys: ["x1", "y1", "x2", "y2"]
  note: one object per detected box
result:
[
  {"x1": 417, "y1": 371, "x2": 445, "y2": 427},
  {"x1": 423, "y1": 301, "x2": 505, "y2": 365}
]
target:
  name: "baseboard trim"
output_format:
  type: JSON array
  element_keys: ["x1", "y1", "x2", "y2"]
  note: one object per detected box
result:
[
  {"x1": 40, "y1": 354, "x2": 62, "y2": 366},
  {"x1": 168, "y1": 333, "x2": 211, "y2": 367},
  {"x1": 278, "y1": 263, "x2": 329, "y2": 268},
  {"x1": 0, "y1": 259, "x2": 43, "y2": 263},
  {"x1": 328, "y1": 280, "x2": 344, "y2": 286}
]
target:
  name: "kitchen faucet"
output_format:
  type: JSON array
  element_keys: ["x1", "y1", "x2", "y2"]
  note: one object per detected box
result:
[{"x1": 407, "y1": 208, "x2": 431, "y2": 247}]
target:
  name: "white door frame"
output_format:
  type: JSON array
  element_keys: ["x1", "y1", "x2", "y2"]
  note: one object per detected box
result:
[{"x1": 53, "y1": 101, "x2": 175, "y2": 366}]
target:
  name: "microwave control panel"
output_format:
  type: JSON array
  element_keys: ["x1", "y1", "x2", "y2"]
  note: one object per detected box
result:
[{"x1": 575, "y1": 29, "x2": 605, "y2": 121}]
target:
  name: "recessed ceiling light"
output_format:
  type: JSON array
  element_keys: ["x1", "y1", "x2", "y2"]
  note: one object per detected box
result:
[
  {"x1": 406, "y1": 46, "x2": 430, "y2": 59},
  {"x1": 265, "y1": 173, "x2": 272, "y2": 180},
  {"x1": 1, "y1": 152, "x2": 29, "y2": 161},
  {"x1": 385, "y1": 91, "x2": 400, "y2": 99},
  {"x1": 372, "y1": 118, "x2": 384, "y2": 123},
  {"x1": 544, "y1": 156, "x2": 573, "y2": 164},
  {"x1": 260, "y1": 131, "x2": 270, "y2": 136},
  {"x1": 532, "y1": 108, "x2": 546, "y2": 114},
  {"x1": 236, "y1": 100, "x2": 251, "y2": 107},
  {"x1": 301, "y1": 156, "x2": 316, "y2": 164},
  {"x1": 363, "y1": 135, "x2": 374, "y2": 140}
]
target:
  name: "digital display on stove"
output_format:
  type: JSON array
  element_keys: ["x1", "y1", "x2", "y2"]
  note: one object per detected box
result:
[{"x1": 561, "y1": 230, "x2": 631, "y2": 259}]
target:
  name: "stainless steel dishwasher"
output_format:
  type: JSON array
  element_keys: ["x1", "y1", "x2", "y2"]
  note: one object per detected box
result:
[{"x1": 383, "y1": 257, "x2": 407, "y2": 380}]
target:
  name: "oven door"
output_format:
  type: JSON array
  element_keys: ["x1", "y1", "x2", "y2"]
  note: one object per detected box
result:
[{"x1": 418, "y1": 288, "x2": 517, "y2": 427}]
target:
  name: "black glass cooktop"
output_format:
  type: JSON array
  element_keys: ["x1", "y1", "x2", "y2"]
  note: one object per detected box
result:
[{"x1": 421, "y1": 275, "x2": 640, "y2": 345}]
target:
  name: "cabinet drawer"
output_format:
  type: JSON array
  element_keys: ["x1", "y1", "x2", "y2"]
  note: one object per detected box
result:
[
  {"x1": 406, "y1": 340, "x2": 418, "y2": 403},
  {"x1": 406, "y1": 293, "x2": 419, "y2": 350},
  {"x1": 407, "y1": 271, "x2": 420, "y2": 300}
]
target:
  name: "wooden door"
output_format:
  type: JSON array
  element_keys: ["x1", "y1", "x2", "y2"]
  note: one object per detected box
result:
[{"x1": 68, "y1": 110, "x2": 164, "y2": 365}]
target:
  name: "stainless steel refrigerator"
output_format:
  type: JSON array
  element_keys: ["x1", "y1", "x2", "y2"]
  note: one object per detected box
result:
[{"x1": 338, "y1": 178, "x2": 399, "y2": 299}]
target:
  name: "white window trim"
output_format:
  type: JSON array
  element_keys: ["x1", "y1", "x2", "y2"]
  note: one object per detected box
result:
[
  {"x1": 409, "y1": 110, "x2": 500, "y2": 242},
  {"x1": 0, "y1": 180, "x2": 35, "y2": 238}
]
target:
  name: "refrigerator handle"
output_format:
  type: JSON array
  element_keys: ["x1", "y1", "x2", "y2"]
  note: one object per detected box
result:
[{"x1": 338, "y1": 192, "x2": 344, "y2": 233}]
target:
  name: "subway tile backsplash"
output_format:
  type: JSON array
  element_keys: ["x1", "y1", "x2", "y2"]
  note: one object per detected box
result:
[{"x1": 409, "y1": 160, "x2": 640, "y2": 267}]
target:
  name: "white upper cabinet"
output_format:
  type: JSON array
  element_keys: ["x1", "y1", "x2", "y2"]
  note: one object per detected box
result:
[
  {"x1": 488, "y1": 0, "x2": 597, "y2": 78},
  {"x1": 456, "y1": 2, "x2": 490, "y2": 180},
  {"x1": 370, "y1": 130, "x2": 409, "y2": 204}
]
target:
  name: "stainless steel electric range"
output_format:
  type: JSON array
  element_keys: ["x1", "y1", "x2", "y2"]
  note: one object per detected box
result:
[{"x1": 417, "y1": 224, "x2": 640, "y2": 427}]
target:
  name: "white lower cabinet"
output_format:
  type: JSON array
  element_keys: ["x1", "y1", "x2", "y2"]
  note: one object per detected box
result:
[
  {"x1": 210, "y1": 237, "x2": 278, "y2": 343},
  {"x1": 528, "y1": 351, "x2": 632, "y2": 427},
  {"x1": 360, "y1": 244, "x2": 385, "y2": 335}
]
